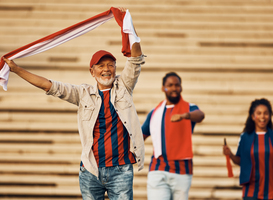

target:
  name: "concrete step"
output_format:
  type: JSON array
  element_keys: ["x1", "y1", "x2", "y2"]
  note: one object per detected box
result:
[
  {"x1": 1, "y1": 19, "x2": 273, "y2": 38},
  {"x1": 1, "y1": 1, "x2": 273, "y2": 13},
  {"x1": 0, "y1": 122, "x2": 78, "y2": 132},
  {"x1": 193, "y1": 135, "x2": 240, "y2": 146},
  {"x1": 0, "y1": 143, "x2": 82, "y2": 154},
  {"x1": 0, "y1": 153, "x2": 81, "y2": 164},
  {"x1": 0, "y1": 174, "x2": 78, "y2": 186},
  {"x1": 189, "y1": 187, "x2": 242, "y2": 200},
  {"x1": 0, "y1": 0, "x2": 273, "y2": 6},
  {"x1": 1, "y1": 30, "x2": 273, "y2": 45},
  {"x1": 193, "y1": 166, "x2": 240, "y2": 178},
  {"x1": 0, "y1": 112, "x2": 77, "y2": 123},
  {"x1": 0, "y1": 186, "x2": 81, "y2": 197},
  {"x1": 0, "y1": 133, "x2": 80, "y2": 143},
  {"x1": 1, "y1": 8, "x2": 273, "y2": 27}
]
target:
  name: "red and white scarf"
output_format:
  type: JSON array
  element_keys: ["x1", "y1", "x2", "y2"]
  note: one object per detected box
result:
[{"x1": 0, "y1": 7, "x2": 140, "y2": 91}]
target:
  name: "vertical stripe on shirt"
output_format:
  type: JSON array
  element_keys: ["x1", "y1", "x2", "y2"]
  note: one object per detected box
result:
[
  {"x1": 269, "y1": 137, "x2": 273, "y2": 198},
  {"x1": 97, "y1": 90, "x2": 107, "y2": 166},
  {"x1": 162, "y1": 107, "x2": 169, "y2": 172},
  {"x1": 253, "y1": 134, "x2": 260, "y2": 197},
  {"x1": 257, "y1": 134, "x2": 265, "y2": 198},
  {"x1": 103, "y1": 90, "x2": 114, "y2": 167},
  {"x1": 92, "y1": 89, "x2": 136, "y2": 168},
  {"x1": 264, "y1": 134, "x2": 269, "y2": 199}
]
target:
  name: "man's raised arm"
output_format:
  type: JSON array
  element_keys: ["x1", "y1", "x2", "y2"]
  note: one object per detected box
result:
[{"x1": 3, "y1": 57, "x2": 52, "y2": 92}]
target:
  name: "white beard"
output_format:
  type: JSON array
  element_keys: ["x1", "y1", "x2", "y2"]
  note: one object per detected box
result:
[{"x1": 95, "y1": 76, "x2": 115, "y2": 87}]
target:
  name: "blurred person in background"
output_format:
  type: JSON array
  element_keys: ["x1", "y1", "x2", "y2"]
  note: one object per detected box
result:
[
  {"x1": 223, "y1": 98, "x2": 273, "y2": 200},
  {"x1": 141, "y1": 72, "x2": 205, "y2": 200}
]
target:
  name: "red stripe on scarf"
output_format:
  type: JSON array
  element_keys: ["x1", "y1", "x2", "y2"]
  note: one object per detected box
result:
[{"x1": 0, "y1": 7, "x2": 130, "y2": 70}]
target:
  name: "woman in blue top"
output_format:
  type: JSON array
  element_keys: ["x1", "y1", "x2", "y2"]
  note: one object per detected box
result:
[{"x1": 223, "y1": 98, "x2": 273, "y2": 200}]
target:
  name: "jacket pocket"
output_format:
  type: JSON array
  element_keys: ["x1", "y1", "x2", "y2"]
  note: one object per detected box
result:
[
  {"x1": 115, "y1": 89, "x2": 132, "y2": 110},
  {"x1": 81, "y1": 104, "x2": 95, "y2": 121}
]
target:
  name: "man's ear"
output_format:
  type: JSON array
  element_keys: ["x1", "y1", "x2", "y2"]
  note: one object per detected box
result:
[
  {"x1": 161, "y1": 86, "x2": 166, "y2": 92},
  {"x1": 89, "y1": 67, "x2": 94, "y2": 77}
]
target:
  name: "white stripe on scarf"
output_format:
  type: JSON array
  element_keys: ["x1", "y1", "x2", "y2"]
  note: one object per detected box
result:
[{"x1": 149, "y1": 100, "x2": 166, "y2": 159}]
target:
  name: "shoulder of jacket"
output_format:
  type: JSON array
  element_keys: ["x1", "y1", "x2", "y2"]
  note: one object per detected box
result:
[{"x1": 79, "y1": 83, "x2": 97, "y2": 93}]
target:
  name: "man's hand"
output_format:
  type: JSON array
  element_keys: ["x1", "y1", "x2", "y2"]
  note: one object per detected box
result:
[
  {"x1": 2, "y1": 57, "x2": 52, "y2": 92},
  {"x1": 2, "y1": 57, "x2": 20, "y2": 72},
  {"x1": 117, "y1": 7, "x2": 127, "y2": 12},
  {"x1": 171, "y1": 113, "x2": 190, "y2": 122},
  {"x1": 117, "y1": 7, "x2": 142, "y2": 57}
]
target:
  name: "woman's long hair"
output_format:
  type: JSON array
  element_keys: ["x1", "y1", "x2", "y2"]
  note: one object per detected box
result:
[{"x1": 243, "y1": 98, "x2": 273, "y2": 133}]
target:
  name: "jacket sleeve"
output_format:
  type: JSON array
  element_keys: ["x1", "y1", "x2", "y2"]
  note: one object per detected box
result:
[
  {"x1": 46, "y1": 80, "x2": 81, "y2": 106},
  {"x1": 119, "y1": 55, "x2": 145, "y2": 95}
]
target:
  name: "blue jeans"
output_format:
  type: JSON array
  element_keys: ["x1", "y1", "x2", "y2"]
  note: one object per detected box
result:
[{"x1": 79, "y1": 163, "x2": 134, "y2": 200}]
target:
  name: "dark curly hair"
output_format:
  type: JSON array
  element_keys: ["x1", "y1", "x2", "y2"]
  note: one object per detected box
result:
[
  {"x1": 243, "y1": 98, "x2": 273, "y2": 133},
  {"x1": 162, "y1": 72, "x2": 181, "y2": 86}
]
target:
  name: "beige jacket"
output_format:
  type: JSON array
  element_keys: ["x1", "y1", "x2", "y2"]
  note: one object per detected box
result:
[{"x1": 46, "y1": 55, "x2": 145, "y2": 177}]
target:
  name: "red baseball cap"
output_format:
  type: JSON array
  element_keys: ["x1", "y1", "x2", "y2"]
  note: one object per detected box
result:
[{"x1": 89, "y1": 50, "x2": 116, "y2": 68}]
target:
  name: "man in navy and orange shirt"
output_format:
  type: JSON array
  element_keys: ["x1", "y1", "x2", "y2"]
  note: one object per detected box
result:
[{"x1": 142, "y1": 72, "x2": 205, "y2": 200}]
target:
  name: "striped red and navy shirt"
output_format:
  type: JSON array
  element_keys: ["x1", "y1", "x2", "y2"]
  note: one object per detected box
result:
[
  {"x1": 142, "y1": 103, "x2": 199, "y2": 175},
  {"x1": 242, "y1": 132, "x2": 273, "y2": 199},
  {"x1": 92, "y1": 89, "x2": 136, "y2": 167}
]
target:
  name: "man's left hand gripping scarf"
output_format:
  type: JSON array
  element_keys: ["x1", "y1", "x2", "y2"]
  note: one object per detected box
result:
[{"x1": 0, "y1": 7, "x2": 140, "y2": 91}]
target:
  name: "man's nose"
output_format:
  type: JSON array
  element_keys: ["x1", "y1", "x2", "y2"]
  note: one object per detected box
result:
[{"x1": 103, "y1": 65, "x2": 110, "y2": 71}]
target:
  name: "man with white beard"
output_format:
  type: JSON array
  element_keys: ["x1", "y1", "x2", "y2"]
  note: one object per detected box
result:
[{"x1": 3, "y1": 8, "x2": 145, "y2": 200}]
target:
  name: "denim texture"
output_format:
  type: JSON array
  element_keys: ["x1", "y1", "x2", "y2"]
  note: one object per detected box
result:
[{"x1": 79, "y1": 164, "x2": 134, "y2": 200}]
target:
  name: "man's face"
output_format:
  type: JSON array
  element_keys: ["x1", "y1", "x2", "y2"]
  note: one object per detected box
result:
[
  {"x1": 90, "y1": 57, "x2": 116, "y2": 90},
  {"x1": 162, "y1": 76, "x2": 182, "y2": 104}
]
